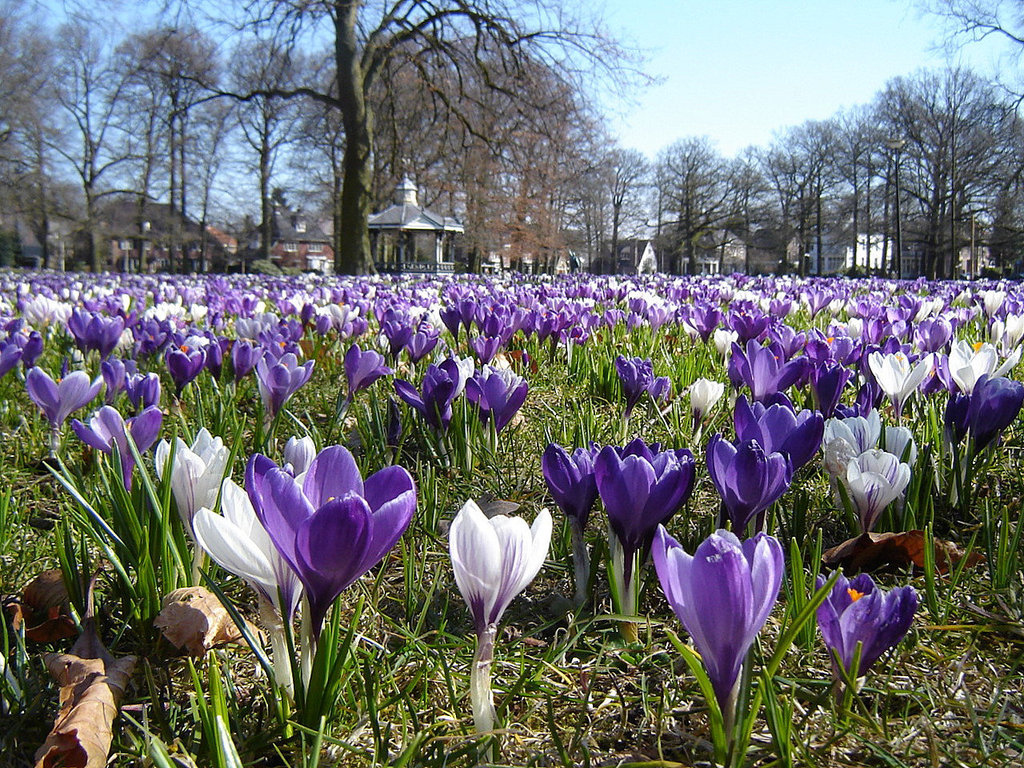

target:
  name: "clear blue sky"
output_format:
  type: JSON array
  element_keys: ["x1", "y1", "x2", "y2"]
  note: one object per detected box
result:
[{"x1": 604, "y1": 0, "x2": 1011, "y2": 158}]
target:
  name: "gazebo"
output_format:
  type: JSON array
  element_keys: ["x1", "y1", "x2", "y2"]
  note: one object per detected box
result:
[{"x1": 369, "y1": 178, "x2": 464, "y2": 273}]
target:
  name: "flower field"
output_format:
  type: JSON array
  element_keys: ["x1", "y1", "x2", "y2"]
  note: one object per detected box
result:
[{"x1": 0, "y1": 269, "x2": 1022, "y2": 767}]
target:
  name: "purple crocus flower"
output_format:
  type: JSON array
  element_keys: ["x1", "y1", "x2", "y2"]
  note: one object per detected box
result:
[
  {"x1": 20, "y1": 331, "x2": 43, "y2": 369},
  {"x1": 653, "y1": 527, "x2": 783, "y2": 723},
  {"x1": 810, "y1": 361, "x2": 853, "y2": 419},
  {"x1": 245, "y1": 446, "x2": 416, "y2": 635},
  {"x1": 404, "y1": 326, "x2": 440, "y2": 364},
  {"x1": 26, "y1": 367, "x2": 103, "y2": 431},
  {"x1": 615, "y1": 356, "x2": 653, "y2": 417},
  {"x1": 968, "y1": 374, "x2": 1024, "y2": 451},
  {"x1": 914, "y1": 317, "x2": 953, "y2": 354},
  {"x1": 465, "y1": 366, "x2": 528, "y2": 434},
  {"x1": 67, "y1": 309, "x2": 125, "y2": 359},
  {"x1": 205, "y1": 337, "x2": 226, "y2": 379},
  {"x1": 379, "y1": 308, "x2": 413, "y2": 360},
  {"x1": 469, "y1": 335, "x2": 502, "y2": 366},
  {"x1": 543, "y1": 442, "x2": 599, "y2": 604},
  {"x1": 125, "y1": 372, "x2": 161, "y2": 412},
  {"x1": 71, "y1": 405, "x2": 163, "y2": 490},
  {"x1": 165, "y1": 344, "x2": 207, "y2": 394},
  {"x1": 344, "y1": 343, "x2": 392, "y2": 397},
  {"x1": 394, "y1": 357, "x2": 472, "y2": 432},
  {"x1": 542, "y1": 443, "x2": 599, "y2": 529},
  {"x1": 101, "y1": 358, "x2": 135, "y2": 404},
  {"x1": 728, "y1": 339, "x2": 807, "y2": 403},
  {"x1": 595, "y1": 440, "x2": 696, "y2": 584},
  {"x1": 255, "y1": 352, "x2": 315, "y2": 419},
  {"x1": 687, "y1": 304, "x2": 722, "y2": 343},
  {"x1": 728, "y1": 310, "x2": 770, "y2": 344},
  {"x1": 815, "y1": 572, "x2": 917, "y2": 679},
  {"x1": 230, "y1": 340, "x2": 261, "y2": 380},
  {"x1": 706, "y1": 434, "x2": 793, "y2": 533},
  {"x1": 439, "y1": 304, "x2": 462, "y2": 341},
  {"x1": 944, "y1": 392, "x2": 970, "y2": 445},
  {"x1": 0, "y1": 338, "x2": 24, "y2": 379},
  {"x1": 733, "y1": 395, "x2": 824, "y2": 472}
]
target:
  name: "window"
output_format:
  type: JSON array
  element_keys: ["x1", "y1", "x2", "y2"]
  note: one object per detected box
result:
[
  {"x1": 307, "y1": 242, "x2": 322, "y2": 253},
  {"x1": 284, "y1": 242, "x2": 298, "y2": 252},
  {"x1": 295, "y1": 220, "x2": 307, "y2": 233}
]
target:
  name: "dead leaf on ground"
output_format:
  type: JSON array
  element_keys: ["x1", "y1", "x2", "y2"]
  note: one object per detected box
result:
[
  {"x1": 5, "y1": 569, "x2": 77, "y2": 643},
  {"x1": 34, "y1": 612, "x2": 137, "y2": 768},
  {"x1": 822, "y1": 530, "x2": 985, "y2": 574},
  {"x1": 154, "y1": 586, "x2": 247, "y2": 656}
]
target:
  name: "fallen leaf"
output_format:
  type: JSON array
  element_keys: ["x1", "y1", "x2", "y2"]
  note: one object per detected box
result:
[
  {"x1": 5, "y1": 570, "x2": 77, "y2": 643},
  {"x1": 34, "y1": 612, "x2": 136, "y2": 767},
  {"x1": 153, "y1": 586, "x2": 244, "y2": 656},
  {"x1": 822, "y1": 530, "x2": 985, "y2": 574}
]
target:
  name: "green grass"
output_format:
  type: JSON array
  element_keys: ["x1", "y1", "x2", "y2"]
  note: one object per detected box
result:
[{"x1": 1, "y1": 298, "x2": 1023, "y2": 768}]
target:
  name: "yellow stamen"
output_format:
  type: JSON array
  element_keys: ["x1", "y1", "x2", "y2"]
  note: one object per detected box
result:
[
  {"x1": 973, "y1": 341, "x2": 985, "y2": 352},
  {"x1": 826, "y1": 336, "x2": 834, "y2": 344},
  {"x1": 847, "y1": 588, "x2": 866, "y2": 602}
]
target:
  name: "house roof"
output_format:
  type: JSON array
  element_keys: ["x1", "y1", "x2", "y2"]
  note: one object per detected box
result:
[
  {"x1": 368, "y1": 178, "x2": 463, "y2": 233},
  {"x1": 272, "y1": 204, "x2": 331, "y2": 243},
  {"x1": 368, "y1": 203, "x2": 463, "y2": 233},
  {"x1": 98, "y1": 197, "x2": 204, "y2": 240}
]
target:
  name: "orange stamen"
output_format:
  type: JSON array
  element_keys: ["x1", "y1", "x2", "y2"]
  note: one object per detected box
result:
[{"x1": 847, "y1": 588, "x2": 866, "y2": 602}]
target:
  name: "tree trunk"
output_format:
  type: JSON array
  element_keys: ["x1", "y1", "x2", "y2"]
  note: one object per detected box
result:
[
  {"x1": 260, "y1": 131, "x2": 272, "y2": 263},
  {"x1": 335, "y1": 3, "x2": 375, "y2": 275}
]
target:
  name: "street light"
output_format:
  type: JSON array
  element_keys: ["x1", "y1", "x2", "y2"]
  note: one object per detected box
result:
[{"x1": 885, "y1": 138, "x2": 906, "y2": 279}]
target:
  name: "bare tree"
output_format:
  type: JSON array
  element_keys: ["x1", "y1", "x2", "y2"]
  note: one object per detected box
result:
[
  {"x1": 198, "y1": 0, "x2": 631, "y2": 275},
  {"x1": 926, "y1": 1, "x2": 1024, "y2": 98},
  {"x1": 607, "y1": 148, "x2": 649, "y2": 274},
  {"x1": 232, "y1": 40, "x2": 302, "y2": 263},
  {"x1": 123, "y1": 27, "x2": 218, "y2": 272},
  {"x1": 875, "y1": 67, "x2": 1010, "y2": 278},
  {"x1": 657, "y1": 137, "x2": 733, "y2": 274},
  {"x1": 50, "y1": 24, "x2": 133, "y2": 271}
]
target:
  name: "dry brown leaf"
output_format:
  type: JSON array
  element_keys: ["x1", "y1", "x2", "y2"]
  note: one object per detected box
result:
[
  {"x1": 5, "y1": 569, "x2": 77, "y2": 643},
  {"x1": 822, "y1": 530, "x2": 985, "y2": 574},
  {"x1": 153, "y1": 586, "x2": 244, "y2": 655},
  {"x1": 34, "y1": 620, "x2": 137, "y2": 768}
]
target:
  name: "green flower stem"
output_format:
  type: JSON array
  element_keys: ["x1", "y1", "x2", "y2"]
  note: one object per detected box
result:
[
  {"x1": 568, "y1": 516, "x2": 590, "y2": 609},
  {"x1": 471, "y1": 625, "x2": 498, "y2": 758},
  {"x1": 259, "y1": 597, "x2": 294, "y2": 700}
]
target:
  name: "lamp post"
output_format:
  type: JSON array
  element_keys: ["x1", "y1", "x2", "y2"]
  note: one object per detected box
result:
[{"x1": 885, "y1": 138, "x2": 906, "y2": 279}]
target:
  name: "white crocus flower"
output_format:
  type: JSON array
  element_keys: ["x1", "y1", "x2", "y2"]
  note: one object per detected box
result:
[
  {"x1": 713, "y1": 328, "x2": 739, "y2": 358},
  {"x1": 982, "y1": 290, "x2": 1006, "y2": 317},
  {"x1": 689, "y1": 378, "x2": 725, "y2": 425},
  {"x1": 948, "y1": 340, "x2": 1021, "y2": 394},
  {"x1": 883, "y1": 425, "x2": 918, "y2": 467},
  {"x1": 449, "y1": 499, "x2": 551, "y2": 739},
  {"x1": 283, "y1": 435, "x2": 316, "y2": 476},
  {"x1": 868, "y1": 351, "x2": 933, "y2": 418},
  {"x1": 1004, "y1": 315, "x2": 1024, "y2": 350},
  {"x1": 193, "y1": 479, "x2": 303, "y2": 695},
  {"x1": 823, "y1": 409, "x2": 882, "y2": 456},
  {"x1": 843, "y1": 449, "x2": 912, "y2": 533},
  {"x1": 155, "y1": 428, "x2": 230, "y2": 540},
  {"x1": 449, "y1": 500, "x2": 551, "y2": 635}
]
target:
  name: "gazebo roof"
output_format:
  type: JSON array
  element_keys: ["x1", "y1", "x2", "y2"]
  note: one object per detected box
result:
[{"x1": 368, "y1": 178, "x2": 464, "y2": 233}]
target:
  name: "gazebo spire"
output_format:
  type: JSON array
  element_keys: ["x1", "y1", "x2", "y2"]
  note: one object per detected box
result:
[{"x1": 396, "y1": 177, "x2": 418, "y2": 206}]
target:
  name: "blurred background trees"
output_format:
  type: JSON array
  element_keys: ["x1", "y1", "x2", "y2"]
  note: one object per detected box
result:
[{"x1": 1, "y1": 0, "x2": 1024, "y2": 277}]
